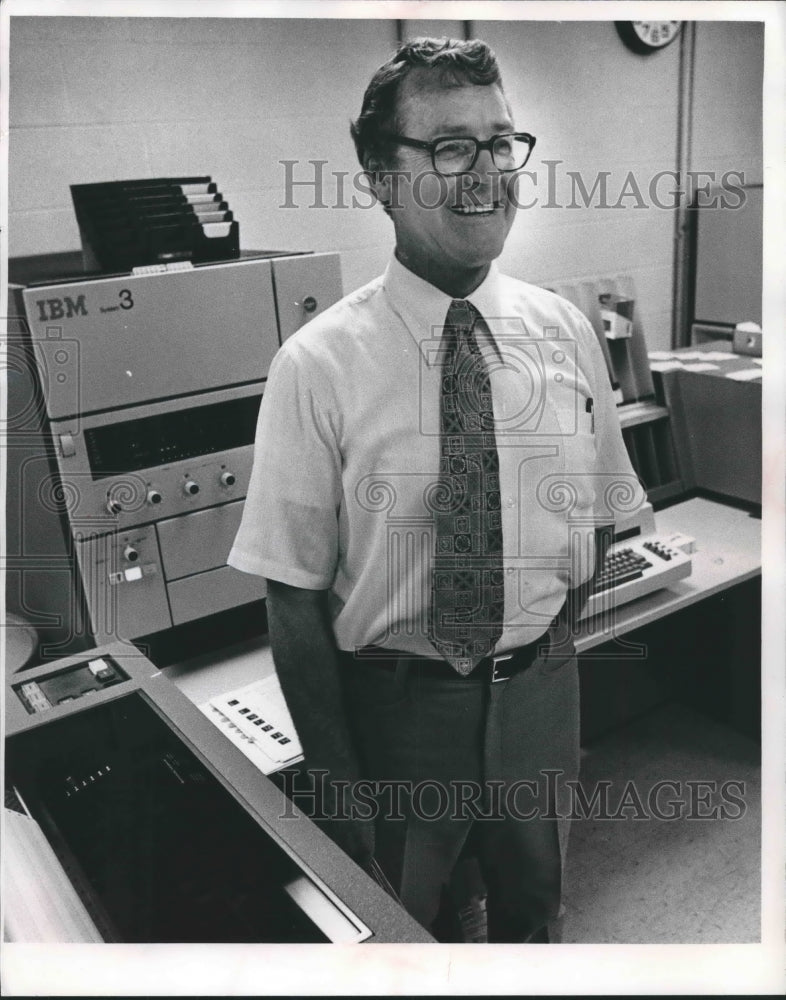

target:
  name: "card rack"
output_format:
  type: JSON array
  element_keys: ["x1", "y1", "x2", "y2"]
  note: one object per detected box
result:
[
  {"x1": 545, "y1": 274, "x2": 684, "y2": 506},
  {"x1": 70, "y1": 176, "x2": 239, "y2": 272}
]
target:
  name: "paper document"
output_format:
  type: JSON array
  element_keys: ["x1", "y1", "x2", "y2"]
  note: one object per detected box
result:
[
  {"x1": 649, "y1": 360, "x2": 684, "y2": 372},
  {"x1": 200, "y1": 673, "x2": 303, "y2": 773},
  {"x1": 700, "y1": 351, "x2": 737, "y2": 361},
  {"x1": 4, "y1": 806, "x2": 104, "y2": 942},
  {"x1": 725, "y1": 368, "x2": 762, "y2": 382},
  {"x1": 683, "y1": 362, "x2": 720, "y2": 372}
]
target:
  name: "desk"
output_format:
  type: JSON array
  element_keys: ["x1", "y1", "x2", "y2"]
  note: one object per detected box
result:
[
  {"x1": 7, "y1": 497, "x2": 759, "y2": 944},
  {"x1": 652, "y1": 343, "x2": 762, "y2": 506},
  {"x1": 575, "y1": 496, "x2": 761, "y2": 654},
  {"x1": 165, "y1": 495, "x2": 762, "y2": 742},
  {"x1": 575, "y1": 496, "x2": 761, "y2": 741}
]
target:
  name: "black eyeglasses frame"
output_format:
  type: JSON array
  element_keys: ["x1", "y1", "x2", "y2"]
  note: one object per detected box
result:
[{"x1": 382, "y1": 131, "x2": 537, "y2": 175}]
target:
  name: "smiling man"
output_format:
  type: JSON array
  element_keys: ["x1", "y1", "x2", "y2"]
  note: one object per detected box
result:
[{"x1": 230, "y1": 37, "x2": 644, "y2": 943}]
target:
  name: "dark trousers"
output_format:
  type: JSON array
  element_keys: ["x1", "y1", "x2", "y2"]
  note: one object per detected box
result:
[{"x1": 340, "y1": 624, "x2": 580, "y2": 942}]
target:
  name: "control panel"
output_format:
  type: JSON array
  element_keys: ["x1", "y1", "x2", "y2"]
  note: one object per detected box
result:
[
  {"x1": 14, "y1": 655, "x2": 128, "y2": 714},
  {"x1": 48, "y1": 383, "x2": 261, "y2": 531}
]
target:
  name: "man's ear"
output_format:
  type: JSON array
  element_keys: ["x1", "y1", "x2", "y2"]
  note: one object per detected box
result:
[{"x1": 365, "y1": 156, "x2": 393, "y2": 209}]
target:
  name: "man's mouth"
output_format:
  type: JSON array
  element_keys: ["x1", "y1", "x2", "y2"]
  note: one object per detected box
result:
[{"x1": 451, "y1": 201, "x2": 501, "y2": 215}]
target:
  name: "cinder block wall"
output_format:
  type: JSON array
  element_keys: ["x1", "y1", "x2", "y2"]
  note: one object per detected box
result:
[{"x1": 9, "y1": 16, "x2": 763, "y2": 351}]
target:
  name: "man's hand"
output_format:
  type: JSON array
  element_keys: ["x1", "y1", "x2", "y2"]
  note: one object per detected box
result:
[
  {"x1": 560, "y1": 524, "x2": 615, "y2": 633},
  {"x1": 266, "y1": 579, "x2": 373, "y2": 865}
]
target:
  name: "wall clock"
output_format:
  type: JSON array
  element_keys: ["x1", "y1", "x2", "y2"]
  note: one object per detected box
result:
[{"x1": 616, "y1": 21, "x2": 684, "y2": 54}]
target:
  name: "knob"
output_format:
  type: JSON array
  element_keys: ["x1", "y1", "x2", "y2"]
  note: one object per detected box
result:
[
  {"x1": 183, "y1": 480, "x2": 200, "y2": 496},
  {"x1": 123, "y1": 545, "x2": 139, "y2": 563},
  {"x1": 106, "y1": 498, "x2": 122, "y2": 515},
  {"x1": 146, "y1": 489, "x2": 163, "y2": 505},
  {"x1": 302, "y1": 295, "x2": 318, "y2": 313},
  {"x1": 220, "y1": 471, "x2": 236, "y2": 488}
]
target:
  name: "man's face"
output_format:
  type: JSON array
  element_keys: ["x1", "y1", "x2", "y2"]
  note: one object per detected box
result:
[{"x1": 383, "y1": 70, "x2": 519, "y2": 296}]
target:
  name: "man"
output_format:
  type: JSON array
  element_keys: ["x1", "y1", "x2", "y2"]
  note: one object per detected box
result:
[{"x1": 229, "y1": 37, "x2": 645, "y2": 942}]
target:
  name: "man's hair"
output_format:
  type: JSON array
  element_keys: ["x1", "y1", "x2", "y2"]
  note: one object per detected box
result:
[{"x1": 350, "y1": 37, "x2": 504, "y2": 170}]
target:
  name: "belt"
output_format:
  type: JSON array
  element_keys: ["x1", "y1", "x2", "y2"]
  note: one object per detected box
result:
[{"x1": 351, "y1": 636, "x2": 550, "y2": 684}]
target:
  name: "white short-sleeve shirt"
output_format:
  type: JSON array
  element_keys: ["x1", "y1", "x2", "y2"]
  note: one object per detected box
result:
[{"x1": 229, "y1": 256, "x2": 646, "y2": 655}]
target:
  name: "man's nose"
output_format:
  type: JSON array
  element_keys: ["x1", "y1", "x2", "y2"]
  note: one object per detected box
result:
[
  {"x1": 475, "y1": 145, "x2": 499, "y2": 174},
  {"x1": 460, "y1": 153, "x2": 502, "y2": 203}
]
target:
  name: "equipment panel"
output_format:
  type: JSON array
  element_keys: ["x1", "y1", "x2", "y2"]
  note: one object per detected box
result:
[
  {"x1": 48, "y1": 384, "x2": 260, "y2": 532},
  {"x1": 273, "y1": 253, "x2": 343, "y2": 343},
  {"x1": 21, "y1": 258, "x2": 279, "y2": 418},
  {"x1": 8, "y1": 251, "x2": 343, "y2": 654},
  {"x1": 156, "y1": 500, "x2": 246, "y2": 581}
]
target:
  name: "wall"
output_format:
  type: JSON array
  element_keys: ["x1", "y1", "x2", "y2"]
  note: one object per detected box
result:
[
  {"x1": 9, "y1": 16, "x2": 764, "y2": 352},
  {"x1": 692, "y1": 20, "x2": 764, "y2": 184},
  {"x1": 477, "y1": 19, "x2": 682, "y2": 350},
  {"x1": 8, "y1": 16, "x2": 398, "y2": 288}
]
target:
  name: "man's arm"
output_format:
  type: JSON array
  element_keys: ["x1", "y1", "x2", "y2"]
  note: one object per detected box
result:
[
  {"x1": 265, "y1": 579, "x2": 374, "y2": 864},
  {"x1": 560, "y1": 524, "x2": 615, "y2": 632}
]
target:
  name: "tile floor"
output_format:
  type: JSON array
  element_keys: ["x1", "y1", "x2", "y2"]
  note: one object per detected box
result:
[{"x1": 561, "y1": 702, "x2": 761, "y2": 943}]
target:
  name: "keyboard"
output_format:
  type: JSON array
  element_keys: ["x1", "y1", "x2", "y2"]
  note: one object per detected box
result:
[{"x1": 579, "y1": 533, "x2": 693, "y2": 621}]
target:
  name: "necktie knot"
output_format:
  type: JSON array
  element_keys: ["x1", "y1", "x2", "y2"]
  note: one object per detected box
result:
[{"x1": 445, "y1": 299, "x2": 478, "y2": 337}]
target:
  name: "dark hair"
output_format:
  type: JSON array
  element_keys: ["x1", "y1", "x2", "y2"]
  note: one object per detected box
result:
[{"x1": 350, "y1": 37, "x2": 504, "y2": 170}]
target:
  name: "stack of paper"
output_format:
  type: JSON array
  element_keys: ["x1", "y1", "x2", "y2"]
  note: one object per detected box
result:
[{"x1": 3, "y1": 806, "x2": 103, "y2": 942}]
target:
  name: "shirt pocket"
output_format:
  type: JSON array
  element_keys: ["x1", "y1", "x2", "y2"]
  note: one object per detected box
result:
[{"x1": 550, "y1": 387, "x2": 598, "y2": 518}]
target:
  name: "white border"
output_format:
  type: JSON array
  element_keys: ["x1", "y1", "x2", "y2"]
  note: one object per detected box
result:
[{"x1": 1, "y1": 1, "x2": 783, "y2": 995}]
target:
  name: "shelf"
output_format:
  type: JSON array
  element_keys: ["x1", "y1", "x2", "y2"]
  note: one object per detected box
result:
[
  {"x1": 617, "y1": 400, "x2": 670, "y2": 429},
  {"x1": 646, "y1": 481, "x2": 685, "y2": 507}
]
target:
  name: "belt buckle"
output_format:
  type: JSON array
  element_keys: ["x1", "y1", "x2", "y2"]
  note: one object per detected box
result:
[{"x1": 490, "y1": 652, "x2": 514, "y2": 683}]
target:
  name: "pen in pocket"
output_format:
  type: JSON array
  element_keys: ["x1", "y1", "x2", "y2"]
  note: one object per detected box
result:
[{"x1": 586, "y1": 396, "x2": 595, "y2": 433}]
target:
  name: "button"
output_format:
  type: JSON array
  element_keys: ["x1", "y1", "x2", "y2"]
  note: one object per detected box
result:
[{"x1": 58, "y1": 433, "x2": 76, "y2": 457}]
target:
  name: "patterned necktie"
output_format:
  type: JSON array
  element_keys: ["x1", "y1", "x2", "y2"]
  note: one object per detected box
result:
[{"x1": 428, "y1": 299, "x2": 505, "y2": 675}]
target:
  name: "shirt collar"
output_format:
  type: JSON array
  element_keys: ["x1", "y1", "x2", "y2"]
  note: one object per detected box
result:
[{"x1": 382, "y1": 254, "x2": 504, "y2": 353}]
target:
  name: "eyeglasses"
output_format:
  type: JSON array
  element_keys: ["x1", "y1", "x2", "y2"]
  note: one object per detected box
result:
[{"x1": 383, "y1": 132, "x2": 536, "y2": 176}]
